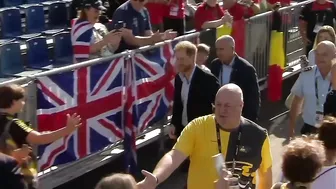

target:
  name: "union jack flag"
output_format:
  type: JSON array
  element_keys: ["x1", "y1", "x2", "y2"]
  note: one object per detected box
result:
[
  {"x1": 37, "y1": 58, "x2": 124, "y2": 170},
  {"x1": 123, "y1": 41, "x2": 177, "y2": 173},
  {"x1": 35, "y1": 40, "x2": 179, "y2": 171}
]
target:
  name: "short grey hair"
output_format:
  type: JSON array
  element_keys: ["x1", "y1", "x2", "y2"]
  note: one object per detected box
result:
[{"x1": 216, "y1": 35, "x2": 235, "y2": 48}]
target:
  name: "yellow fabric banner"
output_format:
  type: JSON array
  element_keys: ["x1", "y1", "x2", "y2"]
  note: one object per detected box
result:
[
  {"x1": 269, "y1": 30, "x2": 285, "y2": 69},
  {"x1": 216, "y1": 24, "x2": 232, "y2": 39}
]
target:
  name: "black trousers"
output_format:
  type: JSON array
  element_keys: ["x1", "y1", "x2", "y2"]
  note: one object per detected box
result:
[
  {"x1": 163, "y1": 17, "x2": 185, "y2": 36},
  {"x1": 301, "y1": 123, "x2": 318, "y2": 135}
]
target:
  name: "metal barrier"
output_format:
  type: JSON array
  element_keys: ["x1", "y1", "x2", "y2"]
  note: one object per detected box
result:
[
  {"x1": 243, "y1": 0, "x2": 311, "y2": 82},
  {"x1": 0, "y1": 1, "x2": 313, "y2": 187}
]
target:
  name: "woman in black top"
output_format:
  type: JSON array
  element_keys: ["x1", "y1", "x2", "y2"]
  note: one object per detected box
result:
[{"x1": 324, "y1": 62, "x2": 336, "y2": 116}]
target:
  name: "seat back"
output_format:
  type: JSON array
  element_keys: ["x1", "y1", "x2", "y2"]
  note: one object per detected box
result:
[
  {"x1": 0, "y1": 42, "x2": 24, "y2": 76},
  {"x1": 26, "y1": 37, "x2": 50, "y2": 68},
  {"x1": 3, "y1": 0, "x2": 23, "y2": 7},
  {"x1": 0, "y1": 8, "x2": 22, "y2": 38},
  {"x1": 48, "y1": 2, "x2": 68, "y2": 28},
  {"x1": 26, "y1": 0, "x2": 42, "y2": 3},
  {"x1": 24, "y1": 5, "x2": 45, "y2": 34},
  {"x1": 53, "y1": 32, "x2": 73, "y2": 60}
]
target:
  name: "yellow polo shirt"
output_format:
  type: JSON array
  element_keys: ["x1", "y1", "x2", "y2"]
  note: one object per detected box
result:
[{"x1": 173, "y1": 115, "x2": 272, "y2": 189}]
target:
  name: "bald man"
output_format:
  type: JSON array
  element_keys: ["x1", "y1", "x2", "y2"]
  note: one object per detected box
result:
[
  {"x1": 290, "y1": 41, "x2": 335, "y2": 137},
  {"x1": 137, "y1": 84, "x2": 272, "y2": 189},
  {"x1": 210, "y1": 35, "x2": 260, "y2": 122}
]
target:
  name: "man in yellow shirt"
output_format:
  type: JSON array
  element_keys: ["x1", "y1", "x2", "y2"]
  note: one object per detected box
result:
[{"x1": 137, "y1": 84, "x2": 273, "y2": 189}]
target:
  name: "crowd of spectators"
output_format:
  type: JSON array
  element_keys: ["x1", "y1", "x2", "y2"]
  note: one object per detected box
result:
[
  {"x1": 4, "y1": 0, "x2": 336, "y2": 188},
  {"x1": 69, "y1": 0, "x2": 293, "y2": 62}
]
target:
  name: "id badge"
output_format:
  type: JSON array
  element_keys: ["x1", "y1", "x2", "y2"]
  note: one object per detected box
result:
[
  {"x1": 315, "y1": 111, "x2": 324, "y2": 127},
  {"x1": 169, "y1": 5, "x2": 179, "y2": 16},
  {"x1": 313, "y1": 24, "x2": 323, "y2": 33}
]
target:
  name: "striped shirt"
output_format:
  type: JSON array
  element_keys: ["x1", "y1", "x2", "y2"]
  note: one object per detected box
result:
[{"x1": 71, "y1": 19, "x2": 94, "y2": 63}]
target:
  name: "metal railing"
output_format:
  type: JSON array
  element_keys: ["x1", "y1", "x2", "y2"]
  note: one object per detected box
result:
[{"x1": 0, "y1": 1, "x2": 312, "y2": 187}]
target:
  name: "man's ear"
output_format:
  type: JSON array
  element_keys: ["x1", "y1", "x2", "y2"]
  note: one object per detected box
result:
[{"x1": 212, "y1": 103, "x2": 215, "y2": 113}]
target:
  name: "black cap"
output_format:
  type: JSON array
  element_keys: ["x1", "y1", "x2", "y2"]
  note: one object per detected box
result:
[{"x1": 82, "y1": 0, "x2": 107, "y2": 11}]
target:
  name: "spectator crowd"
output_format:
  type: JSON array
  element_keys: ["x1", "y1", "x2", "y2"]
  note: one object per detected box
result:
[{"x1": 2, "y1": 0, "x2": 336, "y2": 188}]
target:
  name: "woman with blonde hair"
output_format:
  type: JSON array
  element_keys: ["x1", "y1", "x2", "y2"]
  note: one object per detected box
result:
[
  {"x1": 307, "y1": 26, "x2": 336, "y2": 66},
  {"x1": 95, "y1": 173, "x2": 137, "y2": 189}
]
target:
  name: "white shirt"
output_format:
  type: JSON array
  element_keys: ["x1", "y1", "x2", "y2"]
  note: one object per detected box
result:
[
  {"x1": 220, "y1": 57, "x2": 235, "y2": 86},
  {"x1": 179, "y1": 66, "x2": 196, "y2": 126},
  {"x1": 291, "y1": 65, "x2": 331, "y2": 127},
  {"x1": 308, "y1": 50, "x2": 315, "y2": 66},
  {"x1": 312, "y1": 165, "x2": 336, "y2": 189}
]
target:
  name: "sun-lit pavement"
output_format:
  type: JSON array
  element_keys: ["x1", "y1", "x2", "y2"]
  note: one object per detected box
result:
[{"x1": 56, "y1": 75, "x2": 300, "y2": 189}]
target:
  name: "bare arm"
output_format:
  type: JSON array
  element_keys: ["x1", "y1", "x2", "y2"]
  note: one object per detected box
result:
[
  {"x1": 299, "y1": 21, "x2": 308, "y2": 40},
  {"x1": 26, "y1": 114, "x2": 81, "y2": 145},
  {"x1": 153, "y1": 150, "x2": 187, "y2": 183},
  {"x1": 90, "y1": 40, "x2": 108, "y2": 54},
  {"x1": 289, "y1": 95, "x2": 304, "y2": 137},
  {"x1": 251, "y1": 3, "x2": 261, "y2": 15},
  {"x1": 122, "y1": 30, "x2": 155, "y2": 47},
  {"x1": 201, "y1": 19, "x2": 224, "y2": 30},
  {"x1": 26, "y1": 127, "x2": 73, "y2": 145},
  {"x1": 257, "y1": 167, "x2": 273, "y2": 189}
]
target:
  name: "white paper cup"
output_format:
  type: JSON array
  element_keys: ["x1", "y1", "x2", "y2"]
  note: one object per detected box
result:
[{"x1": 212, "y1": 153, "x2": 225, "y2": 175}]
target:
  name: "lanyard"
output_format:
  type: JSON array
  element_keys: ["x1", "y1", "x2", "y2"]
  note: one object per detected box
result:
[
  {"x1": 216, "y1": 123, "x2": 242, "y2": 171},
  {"x1": 316, "y1": 13, "x2": 326, "y2": 24},
  {"x1": 315, "y1": 69, "x2": 331, "y2": 106}
]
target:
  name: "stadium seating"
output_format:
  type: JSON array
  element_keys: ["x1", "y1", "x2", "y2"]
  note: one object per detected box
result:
[
  {"x1": 0, "y1": 42, "x2": 41, "y2": 77},
  {"x1": 26, "y1": 36, "x2": 54, "y2": 69},
  {"x1": 26, "y1": 0, "x2": 43, "y2": 3},
  {"x1": 0, "y1": 0, "x2": 75, "y2": 81},
  {"x1": 0, "y1": 8, "x2": 41, "y2": 40},
  {"x1": 4, "y1": 0, "x2": 24, "y2": 7},
  {"x1": 23, "y1": 4, "x2": 63, "y2": 35},
  {"x1": 53, "y1": 31, "x2": 73, "y2": 66},
  {"x1": 47, "y1": 2, "x2": 68, "y2": 29}
]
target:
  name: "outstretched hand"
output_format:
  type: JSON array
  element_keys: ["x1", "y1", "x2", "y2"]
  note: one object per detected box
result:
[
  {"x1": 137, "y1": 170, "x2": 158, "y2": 189},
  {"x1": 65, "y1": 113, "x2": 82, "y2": 133}
]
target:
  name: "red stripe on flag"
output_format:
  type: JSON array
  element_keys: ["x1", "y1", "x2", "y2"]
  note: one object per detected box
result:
[
  {"x1": 73, "y1": 45, "x2": 90, "y2": 56},
  {"x1": 267, "y1": 65, "x2": 283, "y2": 102},
  {"x1": 231, "y1": 20, "x2": 246, "y2": 57}
]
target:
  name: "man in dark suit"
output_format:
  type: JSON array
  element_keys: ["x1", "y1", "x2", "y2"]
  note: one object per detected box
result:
[
  {"x1": 210, "y1": 35, "x2": 260, "y2": 122},
  {"x1": 169, "y1": 41, "x2": 220, "y2": 139}
]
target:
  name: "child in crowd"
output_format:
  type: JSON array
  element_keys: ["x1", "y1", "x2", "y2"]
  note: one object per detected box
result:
[
  {"x1": 95, "y1": 173, "x2": 137, "y2": 189},
  {"x1": 196, "y1": 43, "x2": 211, "y2": 73}
]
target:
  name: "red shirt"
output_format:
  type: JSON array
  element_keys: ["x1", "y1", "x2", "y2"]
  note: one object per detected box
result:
[
  {"x1": 267, "y1": 0, "x2": 290, "y2": 6},
  {"x1": 146, "y1": 3, "x2": 165, "y2": 25},
  {"x1": 226, "y1": 2, "x2": 254, "y2": 20},
  {"x1": 164, "y1": 0, "x2": 185, "y2": 19},
  {"x1": 194, "y1": 3, "x2": 225, "y2": 31}
]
